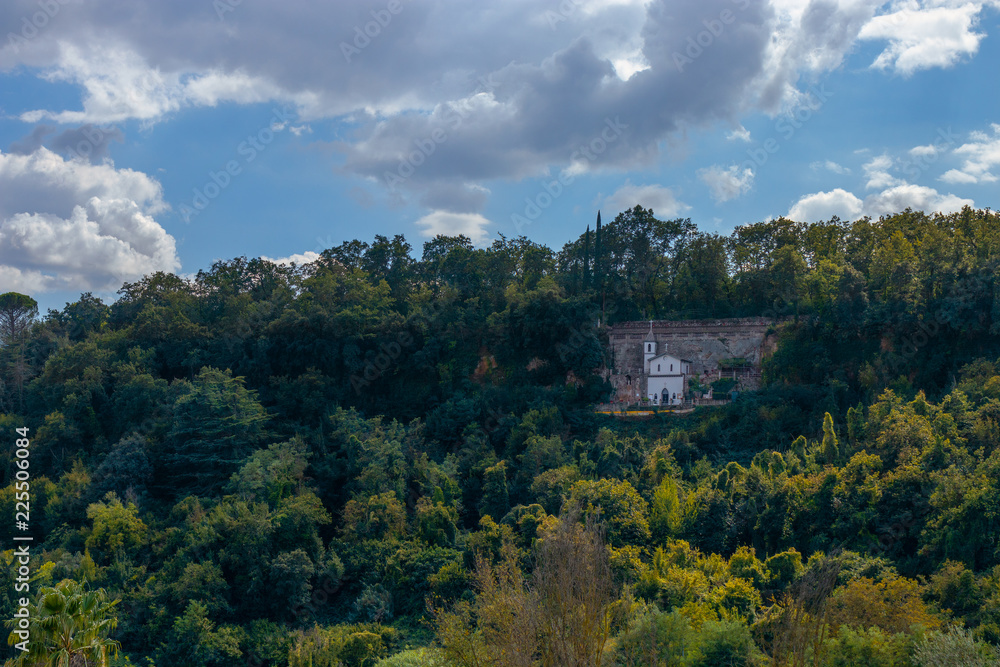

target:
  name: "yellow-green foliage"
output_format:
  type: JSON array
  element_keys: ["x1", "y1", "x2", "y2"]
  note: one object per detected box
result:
[
  {"x1": 288, "y1": 624, "x2": 397, "y2": 667},
  {"x1": 85, "y1": 492, "x2": 147, "y2": 559},
  {"x1": 375, "y1": 647, "x2": 455, "y2": 666}
]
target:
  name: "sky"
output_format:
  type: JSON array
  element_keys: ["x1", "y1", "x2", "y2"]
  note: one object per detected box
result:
[{"x1": 0, "y1": 0, "x2": 998, "y2": 313}]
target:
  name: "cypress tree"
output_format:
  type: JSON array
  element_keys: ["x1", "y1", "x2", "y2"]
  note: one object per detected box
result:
[
  {"x1": 822, "y1": 412, "x2": 840, "y2": 463},
  {"x1": 594, "y1": 211, "x2": 602, "y2": 278},
  {"x1": 792, "y1": 435, "x2": 807, "y2": 458},
  {"x1": 595, "y1": 211, "x2": 604, "y2": 319},
  {"x1": 847, "y1": 403, "x2": 864, "y2": 447},
  {"x1": 583, "y1": 225, "x2": 591, "y2": 289}
]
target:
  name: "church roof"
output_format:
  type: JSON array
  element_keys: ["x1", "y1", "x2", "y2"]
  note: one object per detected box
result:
[{"x1": 644, "y1": 321, "x2": 655, "y2": 342}]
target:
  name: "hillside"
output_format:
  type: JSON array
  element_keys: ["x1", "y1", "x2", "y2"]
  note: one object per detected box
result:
[{"x1": 4, "y1": 205, "x2": 1000, "y2": 666}]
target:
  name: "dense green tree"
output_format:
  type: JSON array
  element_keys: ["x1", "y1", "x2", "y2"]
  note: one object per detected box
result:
[
  {"x1": 8, "y1": 206, "x2": 1000, "y2": 665},
  {"x1": 158, "y1": 367, "x2": 269, "y2": 495}
]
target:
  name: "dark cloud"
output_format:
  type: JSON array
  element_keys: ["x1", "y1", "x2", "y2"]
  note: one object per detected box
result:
[
  {"x1": 341, "y1": 0, "x2": 772, "y2": 211},
  {"x1": 3, "y1": 0, "x2": 975, "y2": 217},
  {"x1": 418, "y1": 181, "x2": 490, "y2": 214},
  {"x1": 48, "y1": 124, "x2": 124, "y2": 162},
  {"x1": 8, "y1": 124, "x2": 124, "y2": 163},
  {"x1": 8, "y1": 124, "x2": 54, "y2": 154}
]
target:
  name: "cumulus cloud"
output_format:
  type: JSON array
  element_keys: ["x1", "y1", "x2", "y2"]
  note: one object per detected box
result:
[
  {"x1": 1, "y1": 0, "x2": 996, "y2": 226},
  {"x1": 727, "y1": 125, "x2": 751, "y2": 142},
  {"x1": 863, "y1": 183, "x2": 973, "y2": 217},
  {"x1": 787, "y1": 188, "x2": 864, "y2": 222},
  {"x1": 261, "y1": 251, "x2": 321, "y2": 266},
  {"x1": 787, "y1": 182, "x2": 974, "y2": 222},
  {"x1": 909, "y1": 144, "x2": 939, "y2": 158},
  {"x1": 946, "y1": 123, "x2": 1000, "y2": 184},
  {"x1": 415, "y1": 210, "x2": 492, "y2": 245},
  {"x1": 863, "y1": 154, "x2": 904, "y2": 190},
  {"x1": 859, "y1": 1, "x2": 998, "y2": 76},
  {"x1": 3, "y1": 0, "x2": 771, "y2": 214},
  {"x1": 698, "y1": 164, "x2": 754, "y2": 202},
  {"x1": 0, "y1": 148, "x2": 178, "y2": 292},
  {"x1": 755, "y1": 0, "x2": 884, "y2": 111},
  {"x1": 606, "y1": 181, "x2": 689, "y2": 217},
  {"x1": 940, "y1": 168, "x2": 979, "y2": 185}
]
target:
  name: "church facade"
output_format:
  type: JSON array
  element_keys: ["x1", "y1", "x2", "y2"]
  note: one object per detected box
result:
[
  {"x1": 642, "y1": 330, "x2": 690, "y2": 406},
  {"x1": 605, "y1": 317, "x2": 773, "y2": 406}
]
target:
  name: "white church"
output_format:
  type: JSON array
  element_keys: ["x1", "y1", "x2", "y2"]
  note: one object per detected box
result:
[{"x1": 643, "y1": 324, "x2": 691, "y2": 406}]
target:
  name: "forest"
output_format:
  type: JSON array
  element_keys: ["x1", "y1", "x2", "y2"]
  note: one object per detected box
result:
[{"x1": 4, "y1": 205, "x2": 1000, "y2": 665}]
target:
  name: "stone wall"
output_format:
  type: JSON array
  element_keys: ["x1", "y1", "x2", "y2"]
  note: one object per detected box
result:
[{"x1": 605, "y1": 317, "x2": 775, "y2": 402}]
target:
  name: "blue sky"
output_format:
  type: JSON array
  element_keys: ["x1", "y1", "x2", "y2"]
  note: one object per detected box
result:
[{"x1": 0, "y1": 0, "x2": 998, "y2": 313}]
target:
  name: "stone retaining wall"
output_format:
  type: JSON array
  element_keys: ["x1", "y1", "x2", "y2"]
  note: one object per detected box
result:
[{"x1": 605, "y1": 317, "x2": 777, "y2": 401}]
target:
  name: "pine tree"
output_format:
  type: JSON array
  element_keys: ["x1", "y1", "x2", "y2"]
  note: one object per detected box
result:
[{"x1": 0, "y1": 292, "x2": 38, "y2": 410}]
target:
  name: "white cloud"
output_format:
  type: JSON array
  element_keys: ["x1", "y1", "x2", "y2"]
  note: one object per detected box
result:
[
  {"x1": 909, "y1": 144, "x2": 938, "y2": 158},
  {"x1": 787, "y1": 182, "x2": 975, "y2": 222},
  {"x1": 2, "y1": 0, "x2": 996, "y2": 223},
  {"x1": 611, "y1": 50, "x2": 651, "y2": 80},
  {"x1": 0, "y1": 148, "x2": 178, "y2": 293},
  {"x1": 859, "y1": 2, "x2": 995, "y2": 76},
  {"x1": 0, "y1": 147, "x2": 166, "y2": 218},
  {"x1": 863, "y1": 183, "x2": 973, "y2": 217},
  {"x1": 754, "y1": 0, "x2": 884, "y2": 112},
  {"x1": 863, "y1": 154, "x2": 903, "y2": 190},
  {"x1": 415, "y1": 210, "x2": 492, "y2": 245},
  {"x1": 940, "y1": 168, "x2": 979, "y2": 185},
  {"x1": 787, "y1": 188, "x2": 864, "y2": 222},
  {"x1": 17, "y1": 43, "x2": 313, "y2": 126},
  {"x1": 727, "y1": 126, "x2": 751, "y2": 142},
  {"x1": 0, "y1": 264, "x2": 51, "y2": 295},
  {"x1": 20, "y1": 44, "x2": 185, "y2": 124},
  {"x1": 811, "y1": 160, "x2": 851, "y2": 175},
  {"x1": 261, "y1": 251, "x2": 321, "y2": 266},
  {"x1": 948, "y1": 123, "x2": 1000, "y2": 183},
  {"x1": 698, "y1": 164, "x2": 754, "y2": 203},
  {"x1": 606, "y1": 182, "x2": 689, "y2": 217}
]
